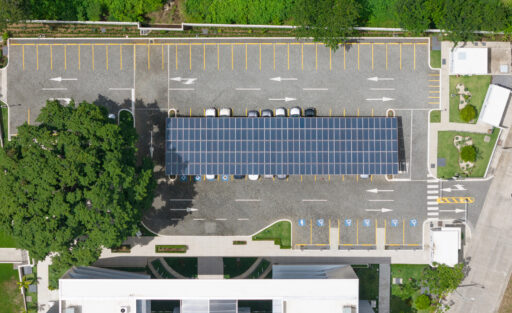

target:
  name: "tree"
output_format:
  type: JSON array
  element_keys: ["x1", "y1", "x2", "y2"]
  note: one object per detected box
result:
[
  {"x1": 0, "y1": 0, "x2": 24, "y2": 32},
  {"x1": 460, "y1": 145, "x2": 477, "y2": 162},
  {"x1": 293, "y1": 0, "x2": 361, "y2": 52},
  {"x1": 0, "y1": 101, "x2": 155, "y2": 267},
  {"x1": 414, "y1": 294, "x2": 431, "y2": 310},
  {"x1": 395, "y1": 0, "x2": 431, "y2": 35},
  {"x1": 424, "y1": 263, "x2": 465, "y2": 297},
  {"x1": 460, "y1": 104, "x2": 476, "y2": 122}
]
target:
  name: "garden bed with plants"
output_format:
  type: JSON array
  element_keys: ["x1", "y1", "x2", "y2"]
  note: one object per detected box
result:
[{"x1": 155, "y1": 245, "x2": 188, "y2": 253}]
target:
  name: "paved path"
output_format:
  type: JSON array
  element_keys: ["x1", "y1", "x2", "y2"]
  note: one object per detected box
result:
[
  {"x1": 0, "y1": 66, "x2": 6, "y2": 103},
  {"x1": 0, "y1": 248, "x2": 25, "y2": 263},
  {"x1": 37, "y1": 256, "x2": 59, "y2": 313},
  {"x1": 379, "y1": 263, "x2": 391, "y2": 313},
  {"x1": 198, "y1": 257, "x2": 223, "y2": 279}
]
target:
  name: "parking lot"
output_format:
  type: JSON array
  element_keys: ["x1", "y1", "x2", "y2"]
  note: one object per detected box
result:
[{"x1": 6, "y1": 37, "x2": 482, "y2": 250}]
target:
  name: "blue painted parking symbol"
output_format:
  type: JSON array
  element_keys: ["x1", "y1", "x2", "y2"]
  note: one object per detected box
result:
[
  {"x1": 317, "y1": 219, "x2": 325, "y2": 227},
  {"x1": 410, "y1": 219, "x2": 418, "y2": 227},
  {"x1": 194, "y1": 175, "x2": 201, "y2": 181},
  {"x1": 363, "y1": 219, "x2": 371, "y2": 227},
  {"x1": 391, "y1": 219, "x2": 399, "y2": 227},
  {"x1": 298, "y1": 219, "x2": 306, "y2": 227},
  {"x1": 180, "y1": 175, "x2": 188, "y2": 182},
  {"x1": 345, "y1": 219, "x2": 352, "y2": 227},
  {"x1": 222, "y1": 175, "x2": 229, "y2": 181}
]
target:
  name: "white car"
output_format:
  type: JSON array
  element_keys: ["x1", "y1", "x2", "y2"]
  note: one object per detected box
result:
[
  {"x1": 205, "y1": 108, "x2": 216, "y2": 117},
  {"x1": 206, "y1": 174, "x2": 216, "y2": 181},
  {"x1": 290, "y1": 107, "x2": 301, "y2": 117},
  {"x1": 275, "y1": 107, "x2": 286, "y2": 117},
  {"x1": 248, "y1": 174, "x2": 259, "y2": 181},
  {"x1": 219, "y1": 108, "x2": 232, "y2": 117}
]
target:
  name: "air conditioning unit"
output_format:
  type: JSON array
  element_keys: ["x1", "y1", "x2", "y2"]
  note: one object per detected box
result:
[{"x1": 120, "y1": 306, "x2": 130, "y2": 313}]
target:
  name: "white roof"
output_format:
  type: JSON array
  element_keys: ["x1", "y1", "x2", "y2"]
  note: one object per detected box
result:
[
  {"x1": 450, "y1": 48, "x2": 488, "y2": 75},
  {"x1": 430, "y1": 228, "x2": 461, "y2": 267},
  {"x1": 478, "y1": 84, "x2": 511, "y2": 127},
  {"x1": 59, "y1": 278, "x2": 359, "y2": 313}
]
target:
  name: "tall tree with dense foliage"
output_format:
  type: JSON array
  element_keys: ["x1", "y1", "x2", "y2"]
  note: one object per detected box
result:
[
  {"x1": 0, "y1": 101, "x2": 155, "y2": 267},
  {"x1": 293, "y1": 0, "x2": 361, "y2": 51},
  {"x1": 424, "y1": 263, "x2": 465, "y2": 297},
  {"x1": 394, "y1": 0, "x2": 431, "y2": 35}
]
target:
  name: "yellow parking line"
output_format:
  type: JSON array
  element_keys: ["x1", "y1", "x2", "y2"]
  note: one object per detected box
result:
[
  {"x1": 147, "y1": 45, "x2": 151, "y2": 70},
  {"x1": 429, "y1": 73, "x2": 439, "y2": 76},
  {"x1": 429, "y1": 96, "x2": 440, "y2": 99},
  {"x1": 106, "y1": 45, "x2": 109, "y2": 70},
  {"x1": 384, "y1": 219, "x2": 387, "y2": 244},
  {"x1": 429, "y1": 85, "x2": 440, "y2": 88},
  {"x1": 399, "y1": 43, "x2": 402, "y2": 70},
  {"x1": 190, "y1": 44, "x2": 192, "y2": 70},
  {"x1": 429, "y1": 79, "x2": 440, "y2": 82},
  {"x1": 231, "y1": 44, "x2": 234, "y2": 70},
  {"x1": 356, "y1": 219, "x2": 359, "y2": 245},
  {"x1": 310, "y1": 219, "x2": 313, "y2": 244},
  {"x1": 176, "y1": 44, "x2": 179, "y2": 70},
  {"x1": 357, "y1": 44, "x2": 360, "y2": 70},
  {"x1": 414, "y1": 43, "x2": 416, "y2": 70},
  {"x1": 273, "y1": 43, "x2": 276, "y2": 71},
  {"x1": 287, "y1": 43, "x2": 290, "y2": 70},
  {"x1": 78, "y1": 45, "x2": 80, "y2": 70},
  {"x1": 27, "y1": 108, "x2": 30, "y2": 124},
  {"x1": 328, "y1": 219, "x2": 331, "y2": 245},
  {"x1": 64, "y1": 45, "x2": 67, "y2": 70},
  {"x1": 134, "y1": 45, "x2": 136, "y2": 71},
  {"x1": 338, "y1": 219, "x2": 340, "y2": 245},
  {"x1": 385, "y1": 44, "x2": 388, "y2": 70},
  {"x1": 120, "y1": 45, "x2": 122, "y2": 70},
  {"x1": 315, "y1": 43, "x2": 318, "y2": 71},
  {"x1": 429, "y1": 90, "x2": 440, "y2": 93},
  {"x1": 22, "y1": 45, "x2": 25, "y2": 70},
  {"x1": 301, "y1": 43, "x2": 304, "y2": 71},
  {"x1": 259, "y1": 44, "x2": 262, "y2": 71},
  {"x1": 329, "y1": 48, "x2": 332, "y2": 71},
  {"x1": 429, "y1": 102, "x2": 440, "y2": 104},
  {"x1": 342, "y1": 175, "x2": 344, "y2": 181},
  {"x1": 245, "y1": 43, "x2": 247, "y2": 70},
  {"x1": 162, "y1": 45, "x2": 165, "y2": 70},
  {"x1": 50, "y1": 45, "x2": 53, "y2": 70},
  {"x1": 402, "y1": 219, "x2": 405, "y2": 245},
  {"x1": 371, "y1": 43, "x2": 374, "y2": 70},
  {"x1": 344, "y1": 45, "x2": 346, "y2": 70}
]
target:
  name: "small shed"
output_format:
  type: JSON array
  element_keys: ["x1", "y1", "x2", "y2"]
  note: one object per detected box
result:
[
  {"x1": 478, "y1": 84, "x2": 511, "y2": 127},
  {"x1": 430, "y1": 228, "x2": 461, "y2": 267},
  {"x1": 450, "y1": 48, "x2": 488, "y2": 75}
]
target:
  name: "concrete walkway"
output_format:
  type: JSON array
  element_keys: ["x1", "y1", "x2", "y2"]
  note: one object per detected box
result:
[
  {"x1": 0, "y1": 248, "x2": 25, "y2": 263},
  {"x1": 37, "y1": 256, "x2": 59, "y2": 313},
  {"x1": 0, "y1": 66, "x2": 6, "y2": 103},
  {"x1": 198, "y1": 257, "x2": 224, "y2": 279},
  {"x1": 379, "y1": 263, "x2": 391, "y2": 313}
]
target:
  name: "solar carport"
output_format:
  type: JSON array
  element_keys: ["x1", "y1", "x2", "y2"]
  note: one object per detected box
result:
[{"x1": 165, "y1": 116, "x2": 399, "y2": 176}]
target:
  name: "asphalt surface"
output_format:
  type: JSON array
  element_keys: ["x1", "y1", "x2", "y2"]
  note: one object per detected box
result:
[{"x1": 5, "y1": 38, "x2": 491, "y2": 249}]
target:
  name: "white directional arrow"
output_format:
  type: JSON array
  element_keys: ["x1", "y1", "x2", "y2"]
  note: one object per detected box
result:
[
  {"x1": 367, "y1": 77, "x2": 394, "y2": 82},
  {"x1": 441, "y1": 184, "x2": 466, "y2": 192},
  {"x1": 365, "y1": 97, "x2": 395, "y2": 102},
  {"x1": 439, "y1": 209, "x2": 465, "y2": 213},
  {"x1": 170, "y1": 77, "x2": 197, "y2": 85},
  {"x1": 270, "y1": 77, "x2": 298, "y2": 82},
  {"x1": 269, "y1": 97, "x2": 296, "y2": 102},
  {"x1": 367, "y1": 188, "x2": 394, "y2": 194},
  {"x1": 365, "y1": 208, "x2": 393, "y2": 213},
  {"x1": 170, "y1": 208, "x2": 198, "y2": 212},
  {"x1": 50, "y1": 77, "x2": 77, "y2": 82}
]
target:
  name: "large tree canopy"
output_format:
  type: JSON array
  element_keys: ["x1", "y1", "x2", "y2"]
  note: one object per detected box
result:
[
  {"x1": 0, "y1": 101, "x2": 154, "y2": 265},
  {"x1": 292, "y1": 0, "x2": 361, "y2": 51}
]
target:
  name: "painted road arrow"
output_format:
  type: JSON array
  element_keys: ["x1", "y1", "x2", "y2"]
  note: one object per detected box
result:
[
  {"x1": 439, "y1": 209, "x2": 465, "y2": 213},
  {"x1": 367, "y1": 188, "x2": 394, "y2": 193},
  {"x1": 365, "y1": 97, "x2": 395, "y2": 102},
  {"x1": 170, "y1": 208, "x2": 198, "y2": 212},
  {"x1": 50, "y1": 77, "x2": 77, "y2": 82},
  {"x1": 170, "y1": 77, "x2": 197, "y2": 85},
  {"x1": 269, "y1": 97, "x2": 296, "y2": 102},
  {"x1": 367, "y1": 77, "x2": 394, "y2": 82},
  {"x1": 442, "y1": 184, "x2": 466, "y2": 192},
  {"x1": 365, "y1": 208, "x2": 393, "y2": 213},
  {"x1": 270, "y1": 77, "x2": 298, "y2": 82}
]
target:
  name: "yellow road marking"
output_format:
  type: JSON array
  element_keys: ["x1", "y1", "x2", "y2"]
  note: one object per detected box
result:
[
  {"x1": 22, "y1": 45, "x2": 25, "y2": 70},
  {"x1": 342, "y1": 175, "x2": 344, "y2": 181},
  {"x1": 92, "y1": 45, "x2": 94, "y2": 71},
  {"x1": 385, "y1": 44, "x2": 388, "y2": 70},
  {"x1": 245, "y1": 43, "x2": 247, "y2": 70},
  {"x1": 78, "y1": 45, "x2": 80, "y2": 70},
  {"x1": 287, "y1": 43, "x2": 290, "y2": 70},
  {"x1": 301, "y1": 43, "x2": 304, "y2": 71},
  {"x1": 372, "y1": 108, "x2": 374, "y2": 116},
  {"x1": 371, "y1": 43, "x2": 374, "y2": 70},
  {"x1": 64, "y1": 45, "x2": 67, "y2": 70},
  {"x1": 375, "y1": 219, "x2": 378, "y2": 244},
  {"x1": 357, "y1": 44, "x2": 360, "y2": 70},
  {"x1": 176, "y1": 44, "x2": 178, "y2": 70},
  {"x1": 343, "y1": 108, "x2": 346, "y2": 116},
  {"x1": 27, "y1": 108, "x2": 30, "y2": 124},
  {"x1": 338, "y1": 219, "x2": 340, "y2": 245},
  {"x1": 162, "y1": 44, "x2": 164, "y2": 70},
  {"x1": 50, "y1": 45, "x2": 53, "y2": 70},
  {"x1": 356, "y1": 219, "x2": 359, "y2": 245},
  {"x1": 402, "y1": 219, "x2": 405, "y2": 245},
  {"x1": 315, "y1": 43, "x2": 318, "y2": 71},
  {"x1": 437, "y1": 197, "x2": 474, "y2": 204},
  {"x1": 273, "y1": 43, "x2": 276, "y2": 71},
  {"x1": 429, "y1": 73, "x2": 439, "y2": 76},
  {"x1": 344, "y1": 45, "x2": 346, "y2": 70},
  {"x1": 328, "y1": 219, "x2": 331, "y2": 244},
  {"x1": 106, "y1": 45, "x2": 109, "y2": 70},
  {"x1": 231, "y1": 44, "x2": 234, "y2": 70},
  {"x1": 329, "y1": 48, "x2": 332, "y2": 71},
  {"x1": 133, "y1": 45, "x2": 136, "y2": 71},
  {"x1": 400, "y1": 43, "x2": 402, "y2": 70},
  {"x1": 147, "y1": 45, "x2": 151, "y2": 70},
  {"x1": 310, "y1": 219, "x2": 313, "y2": 244},
  {"x1": 414, "y1": 43, "x2": 416, "y2": 70},
  {"x1": 429, "y1": 85, "x2": 440, "y2": 88},
  {"x1": 429, "y1": 96, "x2": 440, "y2": 99},
  {"x1": 120, "y1": 45, "x2": 122, "y2": 70},
  {"x1": 429, "y1": 79, "x2": 440, "y2": 82},
  {"x1": 189, "y1": 44, "x2": 192, "y2": 70},
  {"x1": 429, "y1": 90, "x2": 440, "y2": 93}
]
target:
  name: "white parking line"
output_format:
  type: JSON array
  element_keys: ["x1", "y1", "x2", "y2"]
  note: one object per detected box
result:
[
  {"x1": 303, "y1": 88, "x2": 328, "y2": 91},
  {"x1": 427, "y1": 212, "x2": 439, "y2": 216},
  {"x1": 427, "y1": 179, "x2": 438, "y2": 183},
  {"x1": 368, "y1": 199, "x2": 394, "y2": 202},
  {"x1": 302, "y1": 199, "x2": 328, "y2": 202},
  {"x1": 41, "y1": 88, "x2": 67, "y2": 91},
  {"x1": 370, "y1": 88, "x2": 395, "y2": 91},
  {"x1": 215, "y1": 218, "x2": 227, "y2": 221},
  {"x1": 193, "y1": 218, "x2": 205, "y2": 221},
  {"x1": 236, "y1": 88, "x2": 261, "y2": 91},
  {"x1": 109, "y1": 87, "x2": 132, "y2": 91},
  {"x1": 427, "y1": 185, "x2": 438, "y2": 189},
  {"x1": 235, "y1": 199, "x2": 261, "y2": 202},
  {"x1": 168, "y1": 88, "x2": 194, "y2": 91},
  {"x1": 237, "y1": 218, "x2": 249, "y2": 221},
  {"x1": 427, "y1": 207, "x2": 439, "y2": 211},
  {"x1": 427, "y1": 201, "x2": 438, "y2": 205},
  {"x1": 427, "y1": 190, "x2": 439, "y2": 194},
  {"x1": 427, "y1": 195, "x2": 438, "y2": 200}
]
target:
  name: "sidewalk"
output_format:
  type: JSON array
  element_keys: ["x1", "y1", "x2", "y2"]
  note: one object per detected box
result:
[
  {"x1": 0, "y1": 248, "x2": 25, "y2": 263},
  {"x1": 37, "y1": 256, "x2": 59, "y2": 313}
]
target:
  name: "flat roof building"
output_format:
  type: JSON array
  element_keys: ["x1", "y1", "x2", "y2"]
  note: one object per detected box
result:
[
  {"x1": 478, "y1": 84, "x2": 511, "y2": 128},
  {"x1": 450, "y1": 48, "x2": 488, "y2": 75}
]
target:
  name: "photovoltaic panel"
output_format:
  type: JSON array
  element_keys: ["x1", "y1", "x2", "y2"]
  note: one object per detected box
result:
[{"x1": 165, "y1": 117, "x2": 399, "y2": 175}]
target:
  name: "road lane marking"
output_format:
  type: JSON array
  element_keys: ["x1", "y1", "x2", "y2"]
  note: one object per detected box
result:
[
  {"x1": 193, "y1": 218, "x2": 205, "y2": 221},
  {"x1": 235, "y1": 199, "x2": 261, "y2": 202},
  {"x1": 427, "y1": 212, "x2": 439, "y2": 216},
  {"x1": 428, "y1": 201, "x2": 438, "y2": 205},
  {"x1": 427, "y1": 195, "x2": 438, "y2": 200},
  {"x1": 36, "y1": 45, "x2": 39, "y2": 70},
  {"x1": 427, "y1": 207, "x2": 439, "y2": 211},
  {"x1": 237, "y1": 218, "x2": 249, "y2": 221},
  {"x1": 22, "y1": 45, "x2": 25, "y2": 70},
  {"x1": 120, "y1": 45, "x2": 122, "y2": 70},
  {"x1": 368, "y1": 199, "x2": 394, "y2": 202},
  {"x1": 427, "y1": 190, "x2": 439, "y2": 194},
  {"x1": 303, "y1": 88, "x2": 328, "y2": 91},
  {"x1": 109, "y1": 88, "x2": 132, "y2": 91},
  {"x1": 168, "y1": 88, "x2": 194, "y2": 91},
  {"x1": 236, "y1": 88, "x2": 261, "y2": 91},
  {"x1": 41, "y1": 88, "x2": 67, "y2": 90},
  {"x1": 216, "y1": 218, "x2": 227, "y2": 221},
  {"x1": 370, "y1": 88, "x2": 395, "y2": 91},
  {"x1": 427, "y1": 185, "x2": 438, "y2": 189},
  {"x1": 302, "y1": 199, "x2": 327, "y2": 202}
]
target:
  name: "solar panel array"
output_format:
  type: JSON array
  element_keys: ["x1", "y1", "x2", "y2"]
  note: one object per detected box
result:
[{"x1": 166, "y1": 117, "x2": 399, "y2": 175}]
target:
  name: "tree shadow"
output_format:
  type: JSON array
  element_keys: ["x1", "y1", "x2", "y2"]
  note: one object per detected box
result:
[{"x1": 396, "y1": 116, "x2": 407, "y2": 172}]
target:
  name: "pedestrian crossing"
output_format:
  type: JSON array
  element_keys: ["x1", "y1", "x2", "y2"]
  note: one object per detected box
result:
[{"x1": 426, "y1": 174, "x2": 439, "y2": 218}]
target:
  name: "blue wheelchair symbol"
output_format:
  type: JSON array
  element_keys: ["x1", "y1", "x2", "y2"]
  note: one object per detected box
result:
[
  {"x1": 180, "y1": 175, "x2": 188, "y2": 182},
  {"x1": 317, "y1": 219, "x2": 325, "y2": 227},
  {"x1": 391, "y1": 219, "x2": 399, "y2": 227},
  {"x1": 410, "y1": 219, "x2": 417, "y2": 227},
  {"x1": 298, "y1": 219, "x2": 306, "y2": 227},
  {"x1": 363, "y1": 219, "x2": 371, "y2": 227},
  {"x1": 194, "y1": 175, "x2": 201, "y2": 181},
  {"x1": 222, "y1": 175, "x2": 229, "y2": 181},
  {"x1": 345, "y1": 219, "x2": 352, "y2": 227}
]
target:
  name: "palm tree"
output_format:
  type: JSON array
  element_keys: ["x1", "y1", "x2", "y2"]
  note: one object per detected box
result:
[{"x1": 17, "y1": 275, "x2": 33, "y2": 291}]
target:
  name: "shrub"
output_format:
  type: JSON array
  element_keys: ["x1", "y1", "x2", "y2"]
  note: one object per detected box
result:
[
  {"x1": 155, "y1": 245, "x2": 188, "y2": 253},
  {"x1": 414, "y1": 294, "x2": 431, "y2": 310},
  {"x1": 2, "y1": 32, "x2": 10, "y2": 45},
  {"x1": 460, "y1": 145, "x2": 477, "y2": 162},
  {"x1": 460, "y1": 104, "x2": 476, "y2": 122}
]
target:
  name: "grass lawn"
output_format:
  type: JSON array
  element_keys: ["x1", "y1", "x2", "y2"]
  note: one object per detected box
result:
[
  {"x1": 223, "y1": 257, "x2": 257, "y2": 278},
  {"x1": 449, "y1": 76, "x2": 491, "y2": 123},
  {"x1": 1, "y1": 104, "x2": 7, "y2": 142},
  {"x1": 430, "y1": 50, "x2": 441, "y2": 69},
  {"x1": 352, "y1": 264, "x2": 379, "y2": 301},
  {"x1": 252, "y1": 221, "x2": 291, "y2": 249},
  {"x1": 391, "y1": 264, "x2": 430, "y2": 313},
  {"x1": 365, "y1": 0, "x2": 399, "y2": 27},
  {"x1": 437, "y1": 129, "x2": 499, "y2": 178},
  {"x1": 164, "y1": 257, "x2": 197, "y2": 278},
  {"x1": 0, "y1": 264, "x2": 24, "y2": 313},
  {"x1": 0, "y1": 230, "x2": 16, "y2": 248},
  {"x1": 430, "y1": 110, "x2": 441, "y2": 123}
]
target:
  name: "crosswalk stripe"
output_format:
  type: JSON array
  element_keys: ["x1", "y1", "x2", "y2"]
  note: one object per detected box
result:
[
  {"x1": 427, "y1": 201, "x2": 438, "y2": 205},
  {"x1": 428, "y1": 212, "x2": 439, "y2": 216},
  {"x1": 427, "y1": 196, "x2": 438, "y2": 200},
  {"x1": 427, "y1": 185, "x2": 438, "y2": 189},
  {"x1": 427, "y1": 207, "x2": 439, "y2": 211},
  {"x1": 427, "y1": 179, "x2": 438, "y2": 183},
  {"x1": 427, "y1": 190, "x2": 439, "y2": 194}
]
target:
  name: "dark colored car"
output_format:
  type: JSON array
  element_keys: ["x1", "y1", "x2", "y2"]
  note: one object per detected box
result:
[{"x1": 305, "y1": 108, "x2": 316, "y2": 117}]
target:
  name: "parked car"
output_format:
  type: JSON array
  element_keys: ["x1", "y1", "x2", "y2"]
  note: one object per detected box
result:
[
  {"x1": 277, "y1": 174, "x2": 288, "y2": 180},
  {"x1": 205, "y1": 108, "x2": 216, "y2": 117},
  {"x1": 275, "y1": 107, "x2": 287, "y2": 117},
  {"x1": 206, "y1": 174, "x2": 216, "y2": 181},
  {"x1": 219, "y1": 108, "x2": 232, "y2": 117},
  {"x1": 305, "y1": 107, "x2": 316, "y2": 117},
  {"x1": 248, "y1": 174, "x2": 260, "y2": 181},
  {"x1": 261, "y1": 109, "x2": 273, "y2": 117},
  {"x1": 233, "y1": 175, "x2": 245, "y2": 180},
  {"x1": 247, "y1": 110, "x2": 259, "y2": 117},
  {"x1": 290, "y1": 107, "x2": 301, "y2": 117}
]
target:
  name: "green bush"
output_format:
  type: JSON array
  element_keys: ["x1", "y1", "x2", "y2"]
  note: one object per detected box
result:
[
  {"x1": 460, "y1": 145, "x2": 477, "y2": 162},
  {"x1": 460, "y1": 104, "x2": 476, "y2": 122},
  {"x1": 414, "y1": 294, "x2": 431, "y2": 310}
]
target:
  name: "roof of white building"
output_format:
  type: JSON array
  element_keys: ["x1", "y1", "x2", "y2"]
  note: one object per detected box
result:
[
  {"x1": 478, "y1": 84, "x2": 511, "y2": 127},
  {"x1": 430, "y1": 228, "x2": 461, "y2": 267},
  {"x1": 450, "y1": 48, "x2": 488, "y2": 75},
  {"x1": 59, "y1": 278, "x2": 359, "y2": 313}
]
